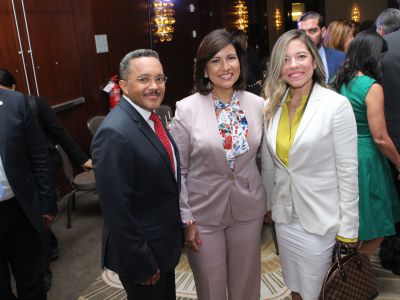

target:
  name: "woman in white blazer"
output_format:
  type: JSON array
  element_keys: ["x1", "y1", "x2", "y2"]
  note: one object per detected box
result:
[
  {"x1": 170, "y1": 29, "x2": 266, "y2": 300},
  {"x1": 261, "y1": 30, "x2": 359, "y2": 300}
]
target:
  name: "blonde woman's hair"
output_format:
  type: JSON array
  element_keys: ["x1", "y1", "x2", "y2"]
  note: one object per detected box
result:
[
  {"x1": 263, "y1": 29, "x2": 326, "y2": 124},
  {"x1": 323, "y1": 20, "x2": 355, "y2": 52}
]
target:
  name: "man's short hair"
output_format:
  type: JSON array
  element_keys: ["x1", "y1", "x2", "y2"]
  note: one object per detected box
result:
[
  {"x1": 298, "y1": 11, "x2": 325, "y2": 28},
  {"x1": 119, "y1": 49, "x2": 160, "y2": 80},
  {"x1": 376, "y1": 8, "x2": 400, "y2": 35}
]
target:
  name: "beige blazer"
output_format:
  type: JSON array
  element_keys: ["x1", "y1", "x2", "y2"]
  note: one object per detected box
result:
[
  {"x1": 171, "y1": 91, "x2": 266, "y2": 226},
  {"x1": 261, "y1": 83, "x2": 359, "y2": 239}
]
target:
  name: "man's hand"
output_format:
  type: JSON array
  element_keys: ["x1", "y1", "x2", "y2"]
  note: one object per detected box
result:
[
  {"x1": 42, "y1": 214, "x2": 55, "y2": 231},
  {"x1": 140, "y1": 269, "x2": 160, "y2": 285}
]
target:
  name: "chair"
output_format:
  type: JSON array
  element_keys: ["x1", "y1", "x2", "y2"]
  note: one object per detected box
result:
[
  {"x1": 55, "y1": 145, "x2": 97, "y2": 228},
  {"x1": 155, "y1": 104, "x2": 173, "y2": 128},
  {"x1": 87, "y1": 115, "x2": 105, "y2": 137}
]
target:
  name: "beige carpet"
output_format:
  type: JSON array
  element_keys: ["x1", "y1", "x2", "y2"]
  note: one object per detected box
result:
[{"x1": 79, "y1": 228, "x2": 400, "y2": 300}]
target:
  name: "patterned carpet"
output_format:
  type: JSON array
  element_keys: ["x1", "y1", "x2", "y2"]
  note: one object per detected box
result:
[{"x1": 78, "y1": 226, "x2": 400, "y2": 300}]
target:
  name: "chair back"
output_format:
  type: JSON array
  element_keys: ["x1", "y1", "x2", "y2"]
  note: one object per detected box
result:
[
  {"x1": 55, "y1": 144, "x2": 74, "y2": 183},
  {"x1": 155, "y1": 105, "x2": 173, "y2": 127},
  {"x1": 87, "y1": 115, "x2": 105, "y2": 137}
]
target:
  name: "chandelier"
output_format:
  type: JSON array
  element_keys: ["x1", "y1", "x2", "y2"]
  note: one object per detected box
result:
[
  {"x1": 153, "y1": 0, "x2": 175, "y2": 42},
  {"x1": 274, "y1": 8, "x2": 283, "y2": 30},
  {"x1": 234, "y1": 0, "x2": 249, "y2": 32},
  {"x1": 351, "y1": 4, "x2": 361, "y2": 22}
]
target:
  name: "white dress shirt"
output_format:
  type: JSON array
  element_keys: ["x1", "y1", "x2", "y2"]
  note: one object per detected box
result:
[
  {"x1": 0, "y1": 155, "x2": 15, "y2": 201},
  {"x1": 319, "y1": 46, "x2": 329, "y2": 83}
]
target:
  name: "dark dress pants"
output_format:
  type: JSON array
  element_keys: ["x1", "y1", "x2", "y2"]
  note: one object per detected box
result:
[
  {"x1": 119, "y1": 270, "x2": 176, "y2": 300},
  {"x1": 0, "y1": 198, "x2": 46, "y2": 300}
]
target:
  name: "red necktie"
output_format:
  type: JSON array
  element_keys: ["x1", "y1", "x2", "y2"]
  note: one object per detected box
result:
[{"x1": 149, "y1": 112, "x2": 175, "y2": 172}]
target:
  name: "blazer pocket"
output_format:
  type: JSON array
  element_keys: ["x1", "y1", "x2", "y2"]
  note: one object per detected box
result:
[
  {"x1": 141, "y1": 224, "x2": 164, "y2": 240},
  {"x1": 312, "y1": 179, "x2": 338, "y2": 191},
  {"x1": 187, "y1": 177, "x2": 209, "y2": 196}
]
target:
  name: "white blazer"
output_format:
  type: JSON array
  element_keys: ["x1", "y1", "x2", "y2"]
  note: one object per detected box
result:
[{"x1": 261, "y1": 83, "x2": 359, "y2": 239}]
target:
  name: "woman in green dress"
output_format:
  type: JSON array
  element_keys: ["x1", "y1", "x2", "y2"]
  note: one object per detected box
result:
[{"x1": 335, "y1": 30, "x2": 400, "y2": 256}]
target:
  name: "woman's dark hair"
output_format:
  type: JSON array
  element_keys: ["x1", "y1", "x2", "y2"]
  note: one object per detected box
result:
[
  {"x1": 194, "y1": 29, "x2": 247, "y2": 95},
  {"x1": 0, "y1": 68, "x2": 16, "y2": 88},
  {"x1": 334, "y1": 30, "x2": 387, "y2": 91}
]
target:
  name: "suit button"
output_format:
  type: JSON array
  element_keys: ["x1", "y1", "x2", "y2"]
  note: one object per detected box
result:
[{"x1": 227, "y1": 174, "x2": 234, "y2": 180}]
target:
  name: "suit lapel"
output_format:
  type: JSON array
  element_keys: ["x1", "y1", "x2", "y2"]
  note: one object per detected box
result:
[
  {"x1": 291, "y1": 83, "x2": 321, "y2": 147},
  {"x1": 202, "y1": 94, "x2": 232, "y2": 174},
  {"x1": 119, "y1": 99, "x2": 176, "y2": 180}
]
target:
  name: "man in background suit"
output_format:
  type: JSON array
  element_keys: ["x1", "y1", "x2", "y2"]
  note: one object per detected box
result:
[
  {"x1": 298, "y1": 11, "x2": 345, "y2": 83},
  {"x1": 0, "y1": 89, "x2": 57, "y2": 300},
  {"x1": 376, "y1": 8, "x2": 400, "y2": 275},
  {"x1": 0, "y1": 68, "x2": 93, "y2": 291},
  {"x1": 91, "y1": 49, "x2": 182, "y2": 299}
]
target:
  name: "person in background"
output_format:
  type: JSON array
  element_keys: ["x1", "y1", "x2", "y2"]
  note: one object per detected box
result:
[
  {"x1": 0, "y1": 68, "x2": 92, "y2": 291},
  {"x1": 335, "y1": 30, "x2": 400, "y2": 257},
  {"x1": 0, "y1": 88, "x2": 57, "y2": 300},
  {"x1": 261, "y1": 29, "x2": 359, "y2": 300},
  {"x1": 91, "y1": 49, "x2": 182, "y2": 300},
  {"x1": 323, "y1": 19, "x2": 356, "y2": 53},
  {"x1": 231, "y1": 29, "x2": 264, "y2": 96},
  {"x1": 376, "y1": 8, "x2": 400, "y2": 36},
  {"x1": 170, "y1": 29, "x2": 266, "y2": 300},
  {"x1": 375, "y1": 8, "x2": 400, "y2": 274},
  {"x1": 297, "y1": 11, "x2": 345, "y2": 83}
]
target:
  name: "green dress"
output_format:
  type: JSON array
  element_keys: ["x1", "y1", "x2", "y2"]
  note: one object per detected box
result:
[{"x1": 340, "y1": 75, "x2": 400, "y2": 240}]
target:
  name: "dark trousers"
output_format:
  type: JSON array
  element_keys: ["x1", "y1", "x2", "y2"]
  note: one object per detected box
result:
[
  {"x1": 0, "y1": 198, "x2": 46, "y2": 300},
  {"x1": 119, "y1": 270, "x2": 176, "y2": 300}
]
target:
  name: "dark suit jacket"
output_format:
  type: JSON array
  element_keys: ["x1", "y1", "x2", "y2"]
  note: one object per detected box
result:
[
  {"x1": 0, "y1": 89, "x2": 57, "y2": 233},
  {"x1": 91, "y1": 98, "x2": 183, "y2": 284},
  {"x1": 28, "y1": 95, "x2": 89, "y2": 166},
  {"x1": 383, "y1": 30, "x2": 400, "y2": 151},
  {"x1": 324, "y1": 47, "x2": 345, "y2": 82}
]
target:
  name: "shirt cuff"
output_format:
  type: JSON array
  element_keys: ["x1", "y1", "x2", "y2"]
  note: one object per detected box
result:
[{"x1": 336, "y1": 235, "x2": 358, "y2": 243}]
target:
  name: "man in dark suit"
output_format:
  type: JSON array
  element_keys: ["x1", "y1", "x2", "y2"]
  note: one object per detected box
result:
[
  {"x1": 0, "y1": 89, "x2": 57, "y2": 300},
  {"x1": 0, "y1": 68, "x2": 93, "y2": 291},
  {"x1": 91, "y1": 49, "x2": 182, "y2": 299},
  {"x1": 297, "y1": 11, "x2": 345, "y2": 83},
  {"x1": 376, "y1": 8, "x2": 400, "y2": 275}
]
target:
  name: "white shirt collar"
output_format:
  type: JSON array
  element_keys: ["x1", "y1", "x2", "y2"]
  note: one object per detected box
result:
[{"x1": 123, "y1": 95, "x2": 152, "y2": 121}]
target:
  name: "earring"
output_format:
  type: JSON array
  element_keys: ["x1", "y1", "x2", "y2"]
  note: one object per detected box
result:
[{"x1": 204, "y1": 72, "x2": 208, "y2": 78}]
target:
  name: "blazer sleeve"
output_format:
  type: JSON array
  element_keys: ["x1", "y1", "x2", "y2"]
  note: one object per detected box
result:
[
  {"x1": 170, "y1": 101, "x2": 194, "y2": 223},
  {"x1": 23, "y1": 96, "x2": 58, "y2": 215},
  {"x1": 91, "y1": 127, "x2": 158, "y2": 282},
  {"x1": 261, "y1": 130, "x2": 275, "y2": 212},
  {"x1": 36, "y1": 96, "x2": 89, "y2": 165},
  {"x1": 332, "y1": 98, "x2": 359, "y2": 239}
]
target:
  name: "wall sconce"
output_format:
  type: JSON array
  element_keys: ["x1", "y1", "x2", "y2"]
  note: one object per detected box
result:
[
  {"x1": 234, "y1": 0, "x2": 249, "y2": 32},
  {"x1": 274, "y1": 8, "x2": 283, "y2": 30},
  {"x1": 351, "y1": 4, "x2": 361, "y2": 22},
  {"x1": 153, "y1": 0, "x2": 175, "y2": 42},
  {"x1": 291, "y1": 2, "x2": 305, "y2": 22}
]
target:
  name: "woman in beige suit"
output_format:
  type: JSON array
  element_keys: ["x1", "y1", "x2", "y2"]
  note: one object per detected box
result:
[
  {"x1": 170, "y1": 29, "x2": 266, "y2": 300},
  {"x1": 261, "y1": 30, "x2": 359, "y2": 300}
]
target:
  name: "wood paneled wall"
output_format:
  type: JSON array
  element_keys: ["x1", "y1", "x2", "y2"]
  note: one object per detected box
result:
[{"x1": 0, "y1": 0, "x2": 269, "y2": 162}]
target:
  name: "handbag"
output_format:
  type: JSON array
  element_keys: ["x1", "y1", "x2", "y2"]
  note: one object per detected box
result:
[{"x1": 319, "y1": 242, "x2": 379, "y2": 300}]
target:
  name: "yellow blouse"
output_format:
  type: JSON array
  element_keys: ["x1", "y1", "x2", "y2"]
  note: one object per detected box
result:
[{"x1": 276, "y1": 94, "x2": 309, "y2": 167}]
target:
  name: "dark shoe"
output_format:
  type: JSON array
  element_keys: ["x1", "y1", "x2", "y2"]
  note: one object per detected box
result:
[
  {"x1": 44, "y1": 269, "x2": 52, "y2": 292},
  {"x1": 379, "y1": 236, "x2": 396, "y2": 269}
]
